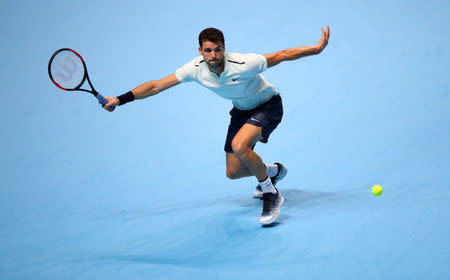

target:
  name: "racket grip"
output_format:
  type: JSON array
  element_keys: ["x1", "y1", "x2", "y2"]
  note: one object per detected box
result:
[{"x1": 96, "y1": 93, "x2": 115, "y2": 108}]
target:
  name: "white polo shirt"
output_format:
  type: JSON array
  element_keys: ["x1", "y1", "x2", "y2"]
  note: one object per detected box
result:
[{"x1": 175, "y1": 53, "x2": 279, "y2": 110}]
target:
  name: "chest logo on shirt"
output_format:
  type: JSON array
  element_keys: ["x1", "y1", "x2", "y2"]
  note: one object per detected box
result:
[{"x1": 232, "y1": 77, "x2": 239, "y2": 81}]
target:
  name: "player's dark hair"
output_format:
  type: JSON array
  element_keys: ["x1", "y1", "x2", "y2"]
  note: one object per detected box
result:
[{"x1": 198, "y1": 28, "x2": 225, "y2": 48}]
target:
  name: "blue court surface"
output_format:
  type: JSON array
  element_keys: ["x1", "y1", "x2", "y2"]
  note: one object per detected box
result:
[{"x1": 1, "y1": 1, "x2": 449, "y2": 279}]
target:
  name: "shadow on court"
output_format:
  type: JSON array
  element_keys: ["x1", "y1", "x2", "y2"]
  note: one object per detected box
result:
[
  {"x1": 282, "y1": 189, "x2": 339, "y2": 209},
  {"x1": 231, "y1": 188, "x2": 341, "y2": 227},
  {"x1": 231, "y1": 188, "x2": 339, "y2": 209}
]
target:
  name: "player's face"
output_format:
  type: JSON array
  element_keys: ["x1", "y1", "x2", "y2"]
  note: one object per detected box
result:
[{"x1": 199, "y1": 41, "x2": 225, "y2": 68}]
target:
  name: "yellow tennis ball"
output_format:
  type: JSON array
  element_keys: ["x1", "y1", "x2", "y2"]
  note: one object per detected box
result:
[{"x1": 372, "y1": 185, "x2": 383, "y2": 196}]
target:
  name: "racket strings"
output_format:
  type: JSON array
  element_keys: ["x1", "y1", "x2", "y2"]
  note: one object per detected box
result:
[{"x1": 50, "y1": 51, "x2": 85, "y2": 90}]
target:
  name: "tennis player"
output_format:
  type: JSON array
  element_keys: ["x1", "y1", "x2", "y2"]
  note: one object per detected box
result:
[{"x1": 103, "y1": 26, "x2": 330, "y2": 225}]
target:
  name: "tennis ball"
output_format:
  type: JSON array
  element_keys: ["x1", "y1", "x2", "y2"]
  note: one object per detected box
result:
[{"x1": 372, "y1": 185, "x2": 383, "y2": 196}]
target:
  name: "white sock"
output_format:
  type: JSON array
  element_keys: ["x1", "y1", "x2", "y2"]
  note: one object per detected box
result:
[
  {"x1": 259, "y1": 176, "x2": 277, "y2": 194},
  {"x1": 265, "y1": 163, "x2": 279, "y2": 178}
]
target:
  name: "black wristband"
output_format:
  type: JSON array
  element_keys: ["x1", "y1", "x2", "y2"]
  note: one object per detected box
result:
[{"x1": 117, "y1": 91, "x2": 135, "y2": 106}]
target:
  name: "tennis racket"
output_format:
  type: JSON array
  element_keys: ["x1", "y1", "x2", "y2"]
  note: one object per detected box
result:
[{"x1": 48, "y1": 48, "x2": 112, "y2": 107}]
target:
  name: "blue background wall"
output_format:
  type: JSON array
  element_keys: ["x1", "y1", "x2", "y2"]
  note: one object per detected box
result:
[{"x1": 1, "y1": 0, "x2": 449, "y2": 279}]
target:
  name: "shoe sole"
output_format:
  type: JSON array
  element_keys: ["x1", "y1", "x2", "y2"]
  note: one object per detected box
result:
[{"x1": 260, "y1": 194, "x2": 285, "y2": 226}]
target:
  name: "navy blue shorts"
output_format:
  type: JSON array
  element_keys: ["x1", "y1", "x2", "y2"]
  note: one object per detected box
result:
[{"x1": 224, "y1": 94, "x2": 283, "y2": 153}]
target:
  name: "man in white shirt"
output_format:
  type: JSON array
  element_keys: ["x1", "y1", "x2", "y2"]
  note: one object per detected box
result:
[{"x1": 103, "y1": 26, "x2": 330, "y2": 226}]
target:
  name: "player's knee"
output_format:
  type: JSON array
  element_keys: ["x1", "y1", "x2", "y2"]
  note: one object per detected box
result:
[{"x1": 231, "y1": 140, "x2": 249, "y2": 158}]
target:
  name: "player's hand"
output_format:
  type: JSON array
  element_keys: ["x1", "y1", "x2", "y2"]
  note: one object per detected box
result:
[
  {"x1": 101, "y1": 96, "x2": 119, "y2": 112},
  {"x1": 316, "y1": 26, "x2": 330, "y2": 54}
]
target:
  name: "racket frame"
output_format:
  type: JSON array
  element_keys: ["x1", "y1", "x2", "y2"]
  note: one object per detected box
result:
[{"x1": 48, "y1": 48, "x2": 109, "y2": 105}]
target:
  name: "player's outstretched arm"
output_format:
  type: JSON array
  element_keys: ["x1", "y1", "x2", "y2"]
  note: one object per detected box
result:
[
  {"x1": 103, "y1": 73, "x2": 180, "y2": 111},
  {"x1": 263, "y1": 26, "x2": 330, "y2": 68}
]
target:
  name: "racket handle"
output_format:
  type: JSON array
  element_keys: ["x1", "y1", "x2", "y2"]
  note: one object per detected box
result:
[
  {"x1": 96, "y1": 93, "x2": 115, "y2": 109},
  {"x1": 96, "y1": 93, "x2": 108, "y2": 105}
]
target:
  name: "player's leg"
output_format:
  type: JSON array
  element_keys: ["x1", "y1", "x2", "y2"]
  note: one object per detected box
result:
[
  {"x1": 226, "y1": 152, "x2": 253, "y2": 179},
  {"x1": 231, "y1": 123, "x2": 284, "y2": 225},
  {"x1": 230, "y1": 123, "x2": 267, "y2": 182},
  {"x1": 224, "y1": 107, "x2": 257, "y2": 179},
  {"x1": 223, "y1": 95, "x2": 285, "y2": 225}
]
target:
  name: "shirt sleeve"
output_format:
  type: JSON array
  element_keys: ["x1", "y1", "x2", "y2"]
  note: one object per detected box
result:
[
  {"x1": 175, "y1": 58, "x2": 197, "y2": 83},
  {"x1": 245, "y1": 53, "x2": 268, "y2": 75}
]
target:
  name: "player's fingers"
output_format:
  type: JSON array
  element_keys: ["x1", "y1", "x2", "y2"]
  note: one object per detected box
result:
[
  {"x1": 106, "y1": 102, "x2": 117, "y2": 112},
  {"x1": 103, "y1": 102, "x2": 111, "y2": 110}
]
